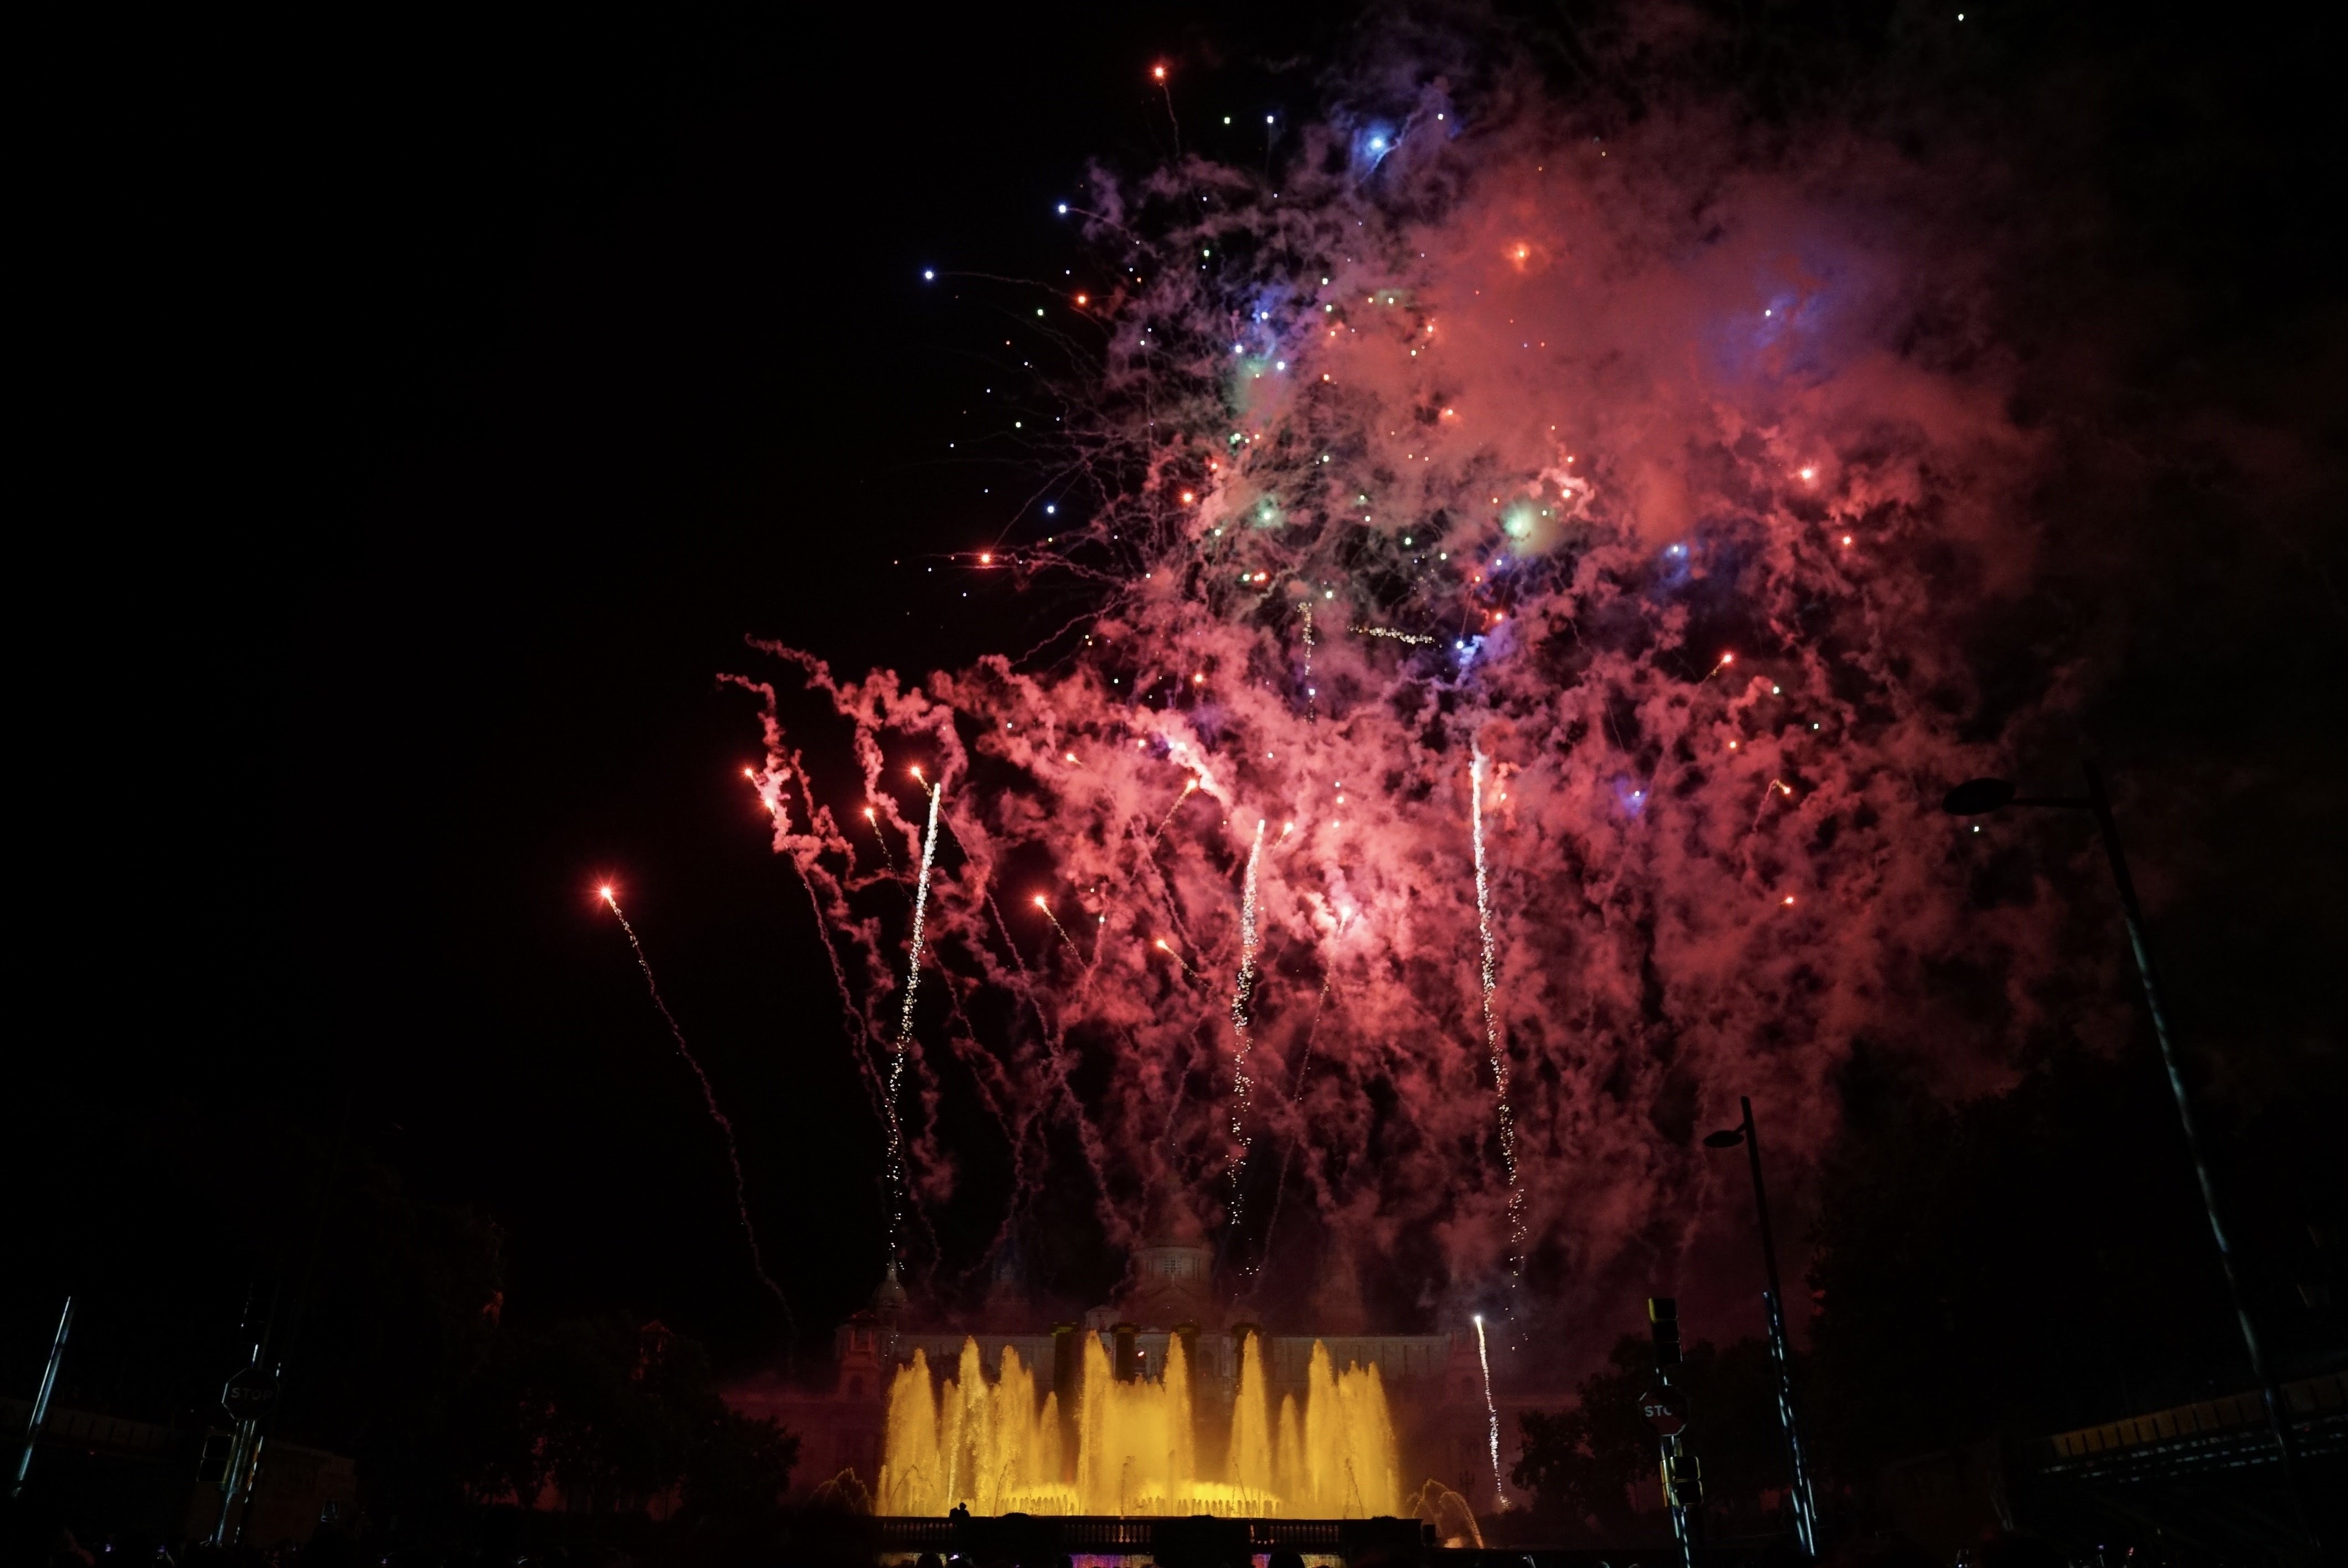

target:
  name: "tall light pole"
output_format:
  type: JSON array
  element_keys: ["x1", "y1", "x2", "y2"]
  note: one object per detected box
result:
[
  {"x1": 11, "y1": 1297, "x2": 73, "y2": 1500},
  {"x1": 1705, "y1": 1100, "x2": 1819, "y2": 1557},
  {"x1": 1943, "y1": 761, "x2": 2319, "y2": 1557}
]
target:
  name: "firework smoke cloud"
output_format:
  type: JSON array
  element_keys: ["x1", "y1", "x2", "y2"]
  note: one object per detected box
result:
[{"x1": 727, "y1": 17, "x2": 2340, "y2": 1345}]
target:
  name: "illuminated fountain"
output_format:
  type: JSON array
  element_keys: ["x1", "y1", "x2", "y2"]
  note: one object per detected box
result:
[{"x1": 879, "y1": 1330, "x2": 1399, "y2": 1518}]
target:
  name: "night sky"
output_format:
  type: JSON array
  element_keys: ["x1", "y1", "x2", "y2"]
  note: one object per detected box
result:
[
  {"x1": 20, "y1": 6, "x2": 1344, "y2": 1369},
  {"x1": 16, "y1": 1, "x2": 2345, "y2": 1411}
]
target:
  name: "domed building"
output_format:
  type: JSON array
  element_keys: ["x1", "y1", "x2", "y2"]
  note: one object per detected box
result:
[{"x1": 1123, "y1": 1213, "x2": 1217, "y2": 1332}]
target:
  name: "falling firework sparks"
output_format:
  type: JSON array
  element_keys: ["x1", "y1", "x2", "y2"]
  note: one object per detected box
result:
[
  {"x1": 1032, "y1": 894, "x2": 1084, "y2": 961},
  {"x1": 1149, "y1": 776, "x2": 1201, "y2": 847},
  {"x1": 1226, "y1": 819, "x2": 1266, "y2": 1232},
  {"x1": 1471, "y1": 747, "x2": 1526, "y2": 1291},
  {"x1": 1352, "y1": 625, "x2": 1436, "y2": 646},
  {"x1": 599, "y1": 885, "x2": 795, "y2": 1337},
  {"x1": 788, "y1": 859, "x2": 890, "y2": 1128},
  {"x1": 1247, "y1": 965, "x2": 1336, "y2": 1283},
  {"x1": 1475, "y1": 1314, "x2": 1506, "y2": 1512},
  {"x1": 862, "y1": 805, "x2": 897, "y2": 873},
  {"x1": 885, "y1": 779, "x2": 944, "y2": 1270}
]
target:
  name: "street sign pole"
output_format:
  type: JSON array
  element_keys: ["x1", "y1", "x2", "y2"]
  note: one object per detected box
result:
[
  {"x1": 213, "y1": 1347, "x2": 280, "y2": 1544},
  {"x1": 1648, "y1": 1298, "x2": 1702, "y2": 1568}
]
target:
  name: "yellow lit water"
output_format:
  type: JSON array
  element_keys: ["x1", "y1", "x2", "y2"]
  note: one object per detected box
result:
[{"x1": 878, "y1": 1333, "x2": 1398, "y2": 1517}]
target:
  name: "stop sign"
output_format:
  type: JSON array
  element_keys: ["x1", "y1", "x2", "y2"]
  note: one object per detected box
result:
[
  {"x1": 223, "y1": 1364, "x2": 278, "y2": 1423},
  {"x1": 1641, "y1": 1386, "x2": 1686, "y2": 1436}
]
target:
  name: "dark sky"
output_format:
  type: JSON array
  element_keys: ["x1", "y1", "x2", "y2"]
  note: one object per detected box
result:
[
  {"x1": 19, "y1": 3, "x2": 2345, "y2": 1405},
  {"x1": 22, "y1": 7, "x2": 1345, "y2": 1371}
]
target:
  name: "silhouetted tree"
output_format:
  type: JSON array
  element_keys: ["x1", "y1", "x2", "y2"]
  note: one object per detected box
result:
[
  {"x1": 462, "y1": 1314, "x2": 796, "y2": 1521},
  {"x1": 681, "y1": 1405, "x2": 800, "y2": 1523}
]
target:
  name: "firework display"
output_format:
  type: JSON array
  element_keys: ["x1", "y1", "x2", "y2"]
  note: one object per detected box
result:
[{"x1": 722, "y1": 58, "x2": 2165, "y2": 1340}]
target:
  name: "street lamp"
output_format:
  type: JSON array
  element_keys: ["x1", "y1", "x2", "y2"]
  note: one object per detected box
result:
[
  {"x1": 1943, "y1": 761, "x2": 2318, "y2": 1556},
  {"x1": 9, "y1": 1297, "x2": 73, "y2": 1500},
  {"x1": 1705, "y1": 1099, "x2": 1819, "y2": 1559}
]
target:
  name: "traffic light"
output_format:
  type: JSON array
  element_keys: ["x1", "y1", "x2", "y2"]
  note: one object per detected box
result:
[{"x1": 1662, "y1": 1449, "x2": 1705, "y2": 1509}]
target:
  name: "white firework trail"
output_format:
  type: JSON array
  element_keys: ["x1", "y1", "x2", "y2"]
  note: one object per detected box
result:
[
  {"x1": 885, "y1": 779, "x2": 944, "y2": 1270},
  {"x1": 1352, "y1": 624, "x2": 1436, "y2": 645},
  {"x1": 1475, "y1": 1314, "x2": 1507, "y2": 1512},
  {"x1": 1471, "y1": 747, "x2": 1527, "y2": 1291},
  {"x1": 1226, "y1": 819, "x2": 1266, "y2": 1232}
]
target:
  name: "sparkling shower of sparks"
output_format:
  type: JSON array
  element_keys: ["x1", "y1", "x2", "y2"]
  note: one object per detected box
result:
[
  {"x1": 1471, "y1": 747, "x2": 1527, "y2": 1289},
  {"x1": 885, "y1": 781, "x2": 945, "y2": 1268},
  {"x1": 1299, "y1": 601, "x2": 1317, "y2": 702},
  {"x1": 600, "y1": 886, "x2": 794, "y2": 1335},
  {"x1": 1475, "y1": 1314, "x2": 1506, "y2": 1510},
  {"x1": 1226, "y1": 819, "x2": 1266, "y2": 1231},
  {"x1": 1352, "y1": 624, "x2": 1437, "y2": 646}
]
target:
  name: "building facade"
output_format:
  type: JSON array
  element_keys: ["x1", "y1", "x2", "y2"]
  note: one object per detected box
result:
[{"x1": 724, "y1": 1236, "x2": 1551, "y2": 1513}]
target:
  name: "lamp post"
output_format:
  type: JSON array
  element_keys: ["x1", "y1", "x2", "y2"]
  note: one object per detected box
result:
[
  {"x1": 1705, "y1": 1101, "x2": 1819, "y2": 1558},
  {"x1": 1942, "y1": 761, "x2": 2318, "y2": 1556},
  {"x1": 10, "y1": 1296, "x2": 73, "y2": 1500}
]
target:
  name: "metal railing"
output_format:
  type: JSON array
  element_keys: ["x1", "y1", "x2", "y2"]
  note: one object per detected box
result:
[
  {"x1": 2025, "y1": 1369, "x2": 2346, "y2": 1483},
  {"x1": 871, "y1": 1512, "x2": 1416, "y2": 1557}
]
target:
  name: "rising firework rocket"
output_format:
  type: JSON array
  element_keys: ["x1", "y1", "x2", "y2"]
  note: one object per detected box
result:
[
  {"x1": 1471, "y1": 748, "x2": 1527, "y2": 1292},
  {"x1": 885, "y1": 776, "x2": 944, "y2": 1271}
]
